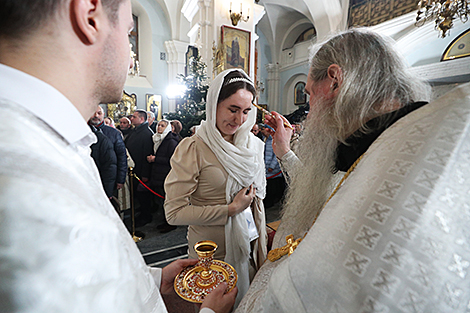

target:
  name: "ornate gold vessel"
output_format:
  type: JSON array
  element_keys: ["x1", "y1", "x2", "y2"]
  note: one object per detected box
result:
[{"x1": 174, "y1": 240, "x2": 237, "y2": 303}]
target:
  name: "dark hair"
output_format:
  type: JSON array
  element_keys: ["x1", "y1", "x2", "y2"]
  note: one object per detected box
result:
[
  {"x1": 0, "y1": 0, "x2": 125, "y2": 40},
  {"x1": 171, "y1": 120, "x2": 183, "y2": 134},
  {"x1": 217, "y1": 71, "x2": 257, "y2": 104},
  {"x1": 135, "y1": 109, "x2": 148, "y2": 121}
]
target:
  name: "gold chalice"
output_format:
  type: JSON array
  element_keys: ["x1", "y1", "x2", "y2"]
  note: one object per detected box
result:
[{"x1": 174, "y1": 240, "x2": 238, "y2": 303}]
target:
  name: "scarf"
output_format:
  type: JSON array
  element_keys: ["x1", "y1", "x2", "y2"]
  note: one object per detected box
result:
[
  {"x1": 152, "y1": 121, "x2": 172, "y2": 154},
  {"x1": 196, "y1": 69, "x2": 266, "y2": 303}
]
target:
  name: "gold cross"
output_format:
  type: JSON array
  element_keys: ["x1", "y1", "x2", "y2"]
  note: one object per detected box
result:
[{"x1": 267, "y1": 234, "x2": 303, "y2": 262}]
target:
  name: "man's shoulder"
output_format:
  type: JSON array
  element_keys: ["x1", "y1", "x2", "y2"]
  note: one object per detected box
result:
[
  {"x1": 102, "y1": 125, "x2": 123, "y2": 139},
  {"x1": 0, "y1": 100, "x2": 66, "y2": 151}
]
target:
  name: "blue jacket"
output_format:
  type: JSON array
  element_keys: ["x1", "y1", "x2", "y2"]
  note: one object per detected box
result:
[
  {"x1": 96, "y1": 122, "x2": 128, "y2": 185},
  {"x1": 89, "y1": 125, "x2": 117, "y2": 197},
  {"x1": 264, "y1": 135, "x2": 282, "y2": 179}
]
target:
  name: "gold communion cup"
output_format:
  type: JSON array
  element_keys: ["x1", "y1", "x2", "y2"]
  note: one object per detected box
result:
[{"x1": 174, "y1": 240, "x2": 238, "y2": 303}]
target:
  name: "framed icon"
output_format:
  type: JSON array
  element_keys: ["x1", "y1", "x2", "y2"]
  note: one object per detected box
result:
[
  {"x1": 146, "y1": 94, "x2": 162, "y2": 121},
  {"x1": 294, "y1": 81, "x2": 306, "y2": 105},
  {"x1": 222, "y1": 25, "x2": 251, "y2": 75}
]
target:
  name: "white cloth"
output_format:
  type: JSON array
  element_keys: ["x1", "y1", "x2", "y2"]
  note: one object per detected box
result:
[
  {"x1": 197, "y1": 69, "x2": 266, "y2": 304},
  {"x1": 152, "y1": 121, "x2": 172, "y2": 153},
  {"x1": 0, "y1": 64, "x2": 166, "y2": 313},
  {"x1": 237, "y1": 83, "x2": 470, "y2": 312}
]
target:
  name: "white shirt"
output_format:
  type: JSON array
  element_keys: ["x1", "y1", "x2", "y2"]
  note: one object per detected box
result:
[{"x1": 0, "y1": 64, "x2": 169, "y2": 312}]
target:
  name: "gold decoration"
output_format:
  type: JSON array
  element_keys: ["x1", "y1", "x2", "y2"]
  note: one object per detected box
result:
[
  {"x1": 442, "y1": 28, "x2": 470, "y2": 60},
  {"x1": 174, "y1": 241, "x2": 237, "y2": 303},
  {"x1": 416, "y1": 0, "x2": 470, "y2": 37},
  {"x1": 267, "y1": 235, "x2": 303, "y2": 262},
  {"x1": 267, "y1": 154, "x2": 365, "y2": 262},
  {"x1": 229, "y1": 2, "x2": 249, "y2": 26},
  {"x1": 212, "y1": 41, "x2": 224, "y2": 78},
  {"x1": 107, "y1": 91, "x2": 137, "y2": 125},
  {"x1": 349, "y1": 0, "x2": 416, "y2": 27}
]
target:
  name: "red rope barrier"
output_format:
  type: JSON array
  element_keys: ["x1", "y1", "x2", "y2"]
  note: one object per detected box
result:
[
  {"x1": 132, "y1": 174, "x2": 165, "y2": 199},
  {"x1": 267, "y1": 171, "x2": 282, "y2": 180}
]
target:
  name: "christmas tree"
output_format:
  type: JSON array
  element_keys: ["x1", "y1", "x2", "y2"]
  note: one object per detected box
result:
[{"x1": 164, "y1": 54, "x2": 209, "y2": 137}]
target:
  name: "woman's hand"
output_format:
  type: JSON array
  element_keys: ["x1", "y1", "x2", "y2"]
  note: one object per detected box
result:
[
  {"x1": 147, "y1": 155, "x2": 156, "y2": 163},
  {"x1": 264, "y1": 112, "x2": 293, "y2": 158},
  {"x1": 228, "y1": 184, "x2": 255, "y2": 217}
]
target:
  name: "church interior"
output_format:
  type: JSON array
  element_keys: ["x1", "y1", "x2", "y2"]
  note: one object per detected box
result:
[
  {"x1": 120, "y1": 0, "x2": 470, "y2": 121},
  {"x1": 4, "y1": 0, "x2": 470, "y2": 311},
  {"x1": 121, "y1": 0, "x2": 470, "y2": 269}
]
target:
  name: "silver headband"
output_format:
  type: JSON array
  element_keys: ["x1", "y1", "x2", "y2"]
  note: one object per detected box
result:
[{"x1": 224, "y1": 77, "x2": 254, "y2": 87}]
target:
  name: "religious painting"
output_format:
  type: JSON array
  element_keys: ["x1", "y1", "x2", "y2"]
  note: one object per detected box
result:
[
  {"x1": 442, "y1": 28, "x2": 470, "y2": 61},
  {"x1": 294, "y1": 82, "x2": 306, "y2": 105},
  {"x1": 129, "y1": 14, "x2": 139, "y2": 62},
  {"x1": 212, "y1": 42, "x2": 224, "y2": 78},
  {"x1": 107, "y1": 90, "x2": 137, "y2": 124},
  {"x1": 146, "y1": 94, "x2": 162, "y2": 121},
  {"x1": 256, "y1": 104, "x2": 268, "y2": 124},
  {"x1": 185, "y1": 46, "x2": 199, "y2": 76},
  {"x1": 222, "y1": 25, "x2": 251, "y2": 75}
]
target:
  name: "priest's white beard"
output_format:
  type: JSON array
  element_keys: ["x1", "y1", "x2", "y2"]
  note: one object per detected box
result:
[{"x1": 275, "y1": 99, "x2": 341, "y2": 245}]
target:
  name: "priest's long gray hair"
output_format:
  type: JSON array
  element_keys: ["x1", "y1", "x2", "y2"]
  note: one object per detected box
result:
[{"x1": 308, "y1": 28, "x2": 431, "y2": 142}]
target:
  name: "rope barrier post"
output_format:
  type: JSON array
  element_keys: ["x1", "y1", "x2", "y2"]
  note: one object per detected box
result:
[{"x1": 129, "y1": 167, "x2": 142, "y2": 243}]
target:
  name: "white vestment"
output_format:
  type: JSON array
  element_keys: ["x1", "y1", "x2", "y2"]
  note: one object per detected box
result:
[
  {"x1": 0, "y1": 64, "x2": 166, "y2": 313},
  {"x1": 237, "y1": 83, "x2": 470, "y2": 312}
]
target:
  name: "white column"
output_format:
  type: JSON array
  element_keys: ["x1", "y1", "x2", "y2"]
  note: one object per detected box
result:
[
  {"x1": 164, "y1": 40, "x2": 189, "y2": 112},
  {"x1": 266, "y1": 63, "x2": 280, "y2": 113},
  {"x1": 197, "y1": 0, "x2": 212, "y2": 72}
]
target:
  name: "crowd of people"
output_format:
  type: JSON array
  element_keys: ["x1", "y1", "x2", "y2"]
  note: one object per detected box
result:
[
  {"x1": 2, "y1": 0, "x2": 470, "y2": 313},
  {"x1": 86, "y1": 103, "x2": 185, "y2": 231}
]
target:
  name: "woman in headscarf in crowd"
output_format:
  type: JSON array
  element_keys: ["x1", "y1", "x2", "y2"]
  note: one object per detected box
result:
[
  {"x1": 164, "y1": 69, "x2": 267, "y2": 304},
  {"x1": 147, "y1": 119, "x2": 180, "y2": 232}
]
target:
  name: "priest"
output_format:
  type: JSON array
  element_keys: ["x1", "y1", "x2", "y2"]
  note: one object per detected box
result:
[{"x1": 237, "y1": 29, "x2": 470, "y2": 312}]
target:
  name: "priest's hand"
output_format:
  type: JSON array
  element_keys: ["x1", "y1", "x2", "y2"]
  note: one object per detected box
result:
[
  {"x1": 160, "y1": 259, "x2": 198, "y2": 295},
  {"x1": 228, "y1": 184, "x2": 255, "y2": 217},
  {"x1": 201, "y1": 282, "x2": 237, "y2": 313},
  {"x1": 265, "y1": 111, "x2": 292, "y2": 158}
]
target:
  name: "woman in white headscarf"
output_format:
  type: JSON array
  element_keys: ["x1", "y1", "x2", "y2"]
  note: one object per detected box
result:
[
  {"x1": 147, "y1": 119, "x2": 180, "y2": 232},
  {"x1": 164, "y1": 69, "x2": 267, "y2": 304}
]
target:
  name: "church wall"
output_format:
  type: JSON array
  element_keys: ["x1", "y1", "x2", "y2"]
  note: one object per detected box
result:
[
  {"x1": 372, "y1": 13, "x2": 470, "y2": 103},
  {"x1": 279, "y1": 64, "x2": 309, "y2": 114},
  {"x1": 124, "y1": 0, "x2": 172, "y2": 114},
  {"x1": 256, "y1": 28, "x2": 271, "y2": 105},
  {"x1": 403, "y1": 23, "x2": 470, "y2": 67}
]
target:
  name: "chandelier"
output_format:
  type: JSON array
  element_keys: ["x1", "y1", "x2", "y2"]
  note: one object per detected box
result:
[{"x1": 415, "y1": 0, "x2": 470, "y2": 37}]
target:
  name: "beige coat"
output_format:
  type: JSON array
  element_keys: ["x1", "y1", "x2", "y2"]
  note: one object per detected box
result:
[{"x1": 165, "y1": 135, "x2": 267, "y2": 267}]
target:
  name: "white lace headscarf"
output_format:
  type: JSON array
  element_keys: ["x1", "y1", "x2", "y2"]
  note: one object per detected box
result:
[
  {"x1": 152, "y1": 119, "x2": 171, "y2": 153},
  {"x1": 197, "y1": 68, "x2": 266, "y2": 301}
]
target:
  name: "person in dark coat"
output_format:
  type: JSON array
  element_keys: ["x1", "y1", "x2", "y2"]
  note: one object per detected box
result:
[
  {"x1": 89, "y1": 106, "x2": 128, "y2": 193},
  {"x1": 89, "y1": 125, "x2": 117, "y2": 199},
  {"x1": 147, "y1": 119, "x2": 180, "y2": 232},
  {"x1": 125, "y1": 109, "x2": 154, "y2": 226},
  {"x1": 147, "y1": 111, "x2": 157, "y2": 133}
]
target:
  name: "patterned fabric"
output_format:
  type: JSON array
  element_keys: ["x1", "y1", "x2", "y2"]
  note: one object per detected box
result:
[
  {"x1": 0, "y1": 64, "x2": 166, "y2": 313},
  {"x1": 237, "y1": 83, "x2": 470, "y2": 312}
]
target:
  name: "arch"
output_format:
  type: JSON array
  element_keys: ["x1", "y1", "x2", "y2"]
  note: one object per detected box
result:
[{"x1": 280, "y1": 19, "x2": 315, "y2": 51}]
